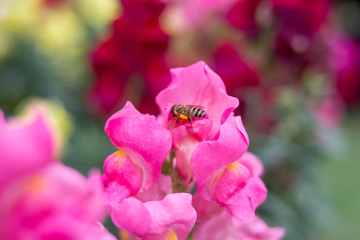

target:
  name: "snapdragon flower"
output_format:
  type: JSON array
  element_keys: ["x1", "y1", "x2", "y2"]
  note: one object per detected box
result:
[
  {"x1": 156, "y1": 61, "x2": 267, "y2": 221},
  {"x1": 0, "y1": 103, "x2": 115, "y2": 240},
  {"x1": 102, "y1": 61, "x2": 275, "y2": 239}
]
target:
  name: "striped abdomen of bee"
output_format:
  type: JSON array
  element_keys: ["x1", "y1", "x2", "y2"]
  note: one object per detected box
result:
[{"x1": 171, "y1": 104, "x2": 206, "y2": 125}]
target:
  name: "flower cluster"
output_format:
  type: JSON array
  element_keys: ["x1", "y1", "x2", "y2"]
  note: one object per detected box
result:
[
  {"x1": 0, "y1": 102, "x2": 115, "y2": 240},
  {"x1": 100, "y1": 62, "x2": 284, "y2": 239}
]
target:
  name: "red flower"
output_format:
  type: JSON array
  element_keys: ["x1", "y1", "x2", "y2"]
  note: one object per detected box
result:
[{"x1": 90, "y1": 0, "x2": 170, "y2": 116}]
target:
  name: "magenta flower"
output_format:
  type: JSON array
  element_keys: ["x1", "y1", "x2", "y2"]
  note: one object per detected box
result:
[
  {"x1": 102, "y1": 101, "x2": 198, "y2": 239},
  {"x1": 156, "y1": 61, "x2": 267, "y2": 221},
  {"x1": 156, "y1": 61, "x2": 240, "y2": 183},
  {"x1": 103, "y1": 101, "x2": 172, "y2": 204},
  {"x1": 194, "y1": 211, "x2": 285, "y2": 240},
  {"x1": 0, "y1": 107, "x2": 115, "y2": 240},
  {"x1": 101, "y1": 62, "x2": 273, "y2": 238}
]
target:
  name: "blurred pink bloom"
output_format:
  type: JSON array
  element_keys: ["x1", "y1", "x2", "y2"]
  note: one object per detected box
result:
[
  {"x1": 181, "y1": 0, "x2": 237, "y2": 28},
  {"x1": 330, "y1": 34, "x2": 360, "y2": 106},
  {"x1": 313, "y1": 96, "x2": 344, "y2": 128},
  {"x1": 91, "y1": 0, "x2": 170, "y2": 116},
  {"x1": 0, "y1": 110, "x2": 54, "y2": 189},
  {"x1": 213, "y1": 42, "x2": 261, "y2": 115},
  {"x1": 271, "y1": 0, "x2": 330, "y2": 34},
  {"x1": 0, "y1": 163, "x2": 115, "y2": 240},
  {"x1": 110, "y1": 193, "x2": 196, "y2": 240},
  {"x1": 213, "y1": 42, "x2": 261, "y2": 93},
  {"x1": 103, "y1": 101, "x2": 172, "y2": 204},
  {"x1": 226, "y1": 0, "x2": 262, "y2": 35},
  {"x1": 272, "y1": 0, "x2": 331, "y2": 63},
  {"x1": 156, "y1": 62, "x2": 266, "y2": 221},
  {"x1": 0, "y1": 108, "x2": 115, "y2": 240},
  {"x1": 194, "y1": 212, "x2": 285, "y2": 240}
]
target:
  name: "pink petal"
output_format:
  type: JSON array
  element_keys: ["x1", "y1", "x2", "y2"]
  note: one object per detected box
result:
[
  {"x1": 0, "y1": 110, "x2": 54, "y2": 188},
  {"x1": 0, "y1": 162, "x2": 111, "y2": 239},
  {"x1": 156, "y1": 61, "x2": 239, "y2": 140},
  {"x1": 192, "y1": 192, "x2": 222, "y2": 223},
  {"x1": 105, "y1": 101, "x2": 172, "y2": 192},
  {"x1": 191, "y1": 122, "x2": 249, "y2": 199},
  {"x1": 110, "y1": 193, "x2": 196, "y2": 240},
  {"x1": 223, "y1": 177, "x2": 267, "y2": 221},
  {"x1": 238, "y1": 152, "x2": 265, "y2": 178},
  {"x1": 104, "y1": 151, "x2": 143, "y2": 197}
]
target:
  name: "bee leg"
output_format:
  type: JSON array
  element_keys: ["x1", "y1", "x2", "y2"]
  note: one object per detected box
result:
[
  {"x1": 176, "y1": 118, "x2": 179, "y2": 123},
  {"x1": 188, "y1": 118, "x2": 192, "y2": 126}
]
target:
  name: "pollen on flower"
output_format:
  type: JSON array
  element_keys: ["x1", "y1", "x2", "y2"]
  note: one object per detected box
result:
[
  {"x1": 115, "y1": 150, "x2": 126, "y2": 158},
  {"x1": 27, "y1": 175, "x2": 46, "y2": 193},
  {"x1": 111, "y1": 150, "x2": 128, "y2": 166},
  {"x1": 165, "y1": 230, "x2": 177, "y2": 240},
  {"x1": 119, "y1": 229, "x2": 130, "y2": 240},
  {"x1": 226, "y1": 161, "x2": 240, "y2": 170}
]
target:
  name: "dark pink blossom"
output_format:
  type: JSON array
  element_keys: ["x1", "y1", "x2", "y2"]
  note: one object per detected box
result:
[
  {"x1": 90, "y1": 0, "x2": 170, "y2": 116},
  {"x1": 271, "y1": 0, "x2": 331, "y2": 63},
  {"x1": 226, "y1": 0, "x2": 262, "y2": 35},
  {"x1": 213, "y1": 42, "x2": 261, "y2": 115},
  {"x1": 330, "y1": 34, "x2": 360, "y2": 106}
]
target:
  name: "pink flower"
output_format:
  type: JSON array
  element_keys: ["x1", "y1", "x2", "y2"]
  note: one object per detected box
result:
[
  {"x1": 194, "y1": 212, "x2": 285, "y2": 240},
  {"x1": 313, "y1": 96, "x2": 344, "y2": 128},
  {"x1": 271, "y1": 0, "x2": 331, "y2": 63},
  {"x1": 330, "y1": 34, "x2": 360, "y2": 106},
  {"x1": 0, "y1": 107, "x2": 115, "y2": 240},
  {"x1": 181, "y1": 0, "x2": 237, "y2": 28},
  {"x1": 103, "y1": 101, "x2": 172, "y2": 205},
  {"x1": 0, "y1": 110, "x2": 55, "y2": 189},
  {"x1": 156, "y1": 62, "x2": 267, "y2": 221},
  {"x1": 102, "y1": 100, "x2": 199, "y2": 239},
  {"x1": 110, "y1": 193, "x2": 197, "y2": 240},
  {"x1": 0, "y1": 162, "x2": 115, "y2": 240},
  {"x1": 156, "y1": 61, "x2": 240, "y2": 183}
]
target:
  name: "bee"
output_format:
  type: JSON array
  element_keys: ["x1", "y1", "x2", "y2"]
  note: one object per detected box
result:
[{"x1": 171, "y1": 104, "x2": 207, "y2": 125}]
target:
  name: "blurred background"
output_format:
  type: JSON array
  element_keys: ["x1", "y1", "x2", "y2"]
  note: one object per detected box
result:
[{"x1": 0, "y1": 0, "x2": 359, "y2": 239}]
